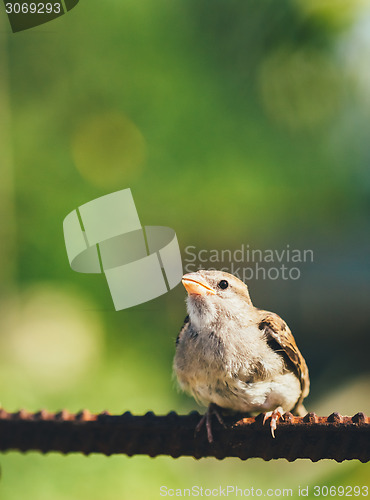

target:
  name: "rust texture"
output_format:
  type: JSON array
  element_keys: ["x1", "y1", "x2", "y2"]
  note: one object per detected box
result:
[{"x1": 0, "y1": 409, "x2": 368, "y2": 462}]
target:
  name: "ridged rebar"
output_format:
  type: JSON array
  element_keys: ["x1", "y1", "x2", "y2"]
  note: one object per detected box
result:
[{"x1": 0, "y1": 409, "x2": 368, "y2": 462}]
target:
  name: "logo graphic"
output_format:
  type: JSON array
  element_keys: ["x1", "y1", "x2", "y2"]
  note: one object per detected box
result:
[
  {"x1": 63, "y1": 189, "x2": 183, "y2": 310},
  {"x1": 4, "y1": 0, "x2": 79, "y2": 33}
]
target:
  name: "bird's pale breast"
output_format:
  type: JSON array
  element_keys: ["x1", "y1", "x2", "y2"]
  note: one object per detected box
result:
[{"x1": 174, "y1": 321, "x2": 301, "y2": 413}]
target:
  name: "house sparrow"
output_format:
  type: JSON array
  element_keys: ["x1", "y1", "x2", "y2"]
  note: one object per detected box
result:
[{"x1": 173, "y1": 270, "x2": 309, "y2": 442}]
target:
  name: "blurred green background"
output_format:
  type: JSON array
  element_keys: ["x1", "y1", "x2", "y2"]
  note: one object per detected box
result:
[{"x1": 0, "y1": 0, "x2": 369, "y2": 498}]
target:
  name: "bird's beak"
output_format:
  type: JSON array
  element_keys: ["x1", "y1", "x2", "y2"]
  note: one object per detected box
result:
[{"x1": 182, "y1": 273, "x2": 216, "y2": 296}]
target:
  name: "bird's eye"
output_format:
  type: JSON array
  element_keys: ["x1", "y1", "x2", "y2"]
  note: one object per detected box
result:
[{"x1": 218, "y1": 280, "x2": 229, "y2": 290}]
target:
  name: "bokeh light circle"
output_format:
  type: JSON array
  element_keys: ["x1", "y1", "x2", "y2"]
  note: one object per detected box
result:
[
  {"x1": 0, "y1": 284, "x2": 103, "y2": 391},
  {"x1": 258, "y1": 47, "x2": 342, "y2": 130},
  {"x1": 72, "y1": 112, "x2": 146, "y2": 188}
]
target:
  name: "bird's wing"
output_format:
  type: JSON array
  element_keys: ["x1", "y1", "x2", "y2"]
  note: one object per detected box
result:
[
  {"x1": 176, "y1": 315, "x2": 189, "y2": 346},
  {"x1": 258, "y1": 310, "x2": 310, "y2": 409}
]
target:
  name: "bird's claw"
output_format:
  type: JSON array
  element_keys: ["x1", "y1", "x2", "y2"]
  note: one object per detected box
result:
[
  {"x1": 263, "y1": 407, "x2": 284, "y2": 438},
  {"x1": 195, "y1": 403, "x2": 225, "y2": 443}
]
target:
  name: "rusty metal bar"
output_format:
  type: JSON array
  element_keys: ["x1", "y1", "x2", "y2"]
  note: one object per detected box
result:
[{"x1": 0, "y1": 409, "x2": 368, "y2": 462}]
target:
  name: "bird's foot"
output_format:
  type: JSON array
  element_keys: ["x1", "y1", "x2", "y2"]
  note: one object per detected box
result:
[
  {"x1": 263, "y1": 407, "x2": 284, "y2": 438},
  {"x1": 195, "y1": 403, "x2": 226, "y2": 443}
]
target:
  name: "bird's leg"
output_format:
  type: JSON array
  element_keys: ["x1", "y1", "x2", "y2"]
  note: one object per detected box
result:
[
  {"x1": 263, "y1": 406, "x2": 284, "y2": 438},
  {"x1": 195, "y1": 403, "x2": 225, "y2": 443}
]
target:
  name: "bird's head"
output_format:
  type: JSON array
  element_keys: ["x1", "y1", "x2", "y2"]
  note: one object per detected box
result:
[{"x1": 182, "y1": 270, "x2": 253, "y2": 330}]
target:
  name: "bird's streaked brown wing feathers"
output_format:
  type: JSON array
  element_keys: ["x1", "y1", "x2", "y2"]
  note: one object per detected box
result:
[{"x1": 258, "y1": 310, "x2": 310, "y2": 409}]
